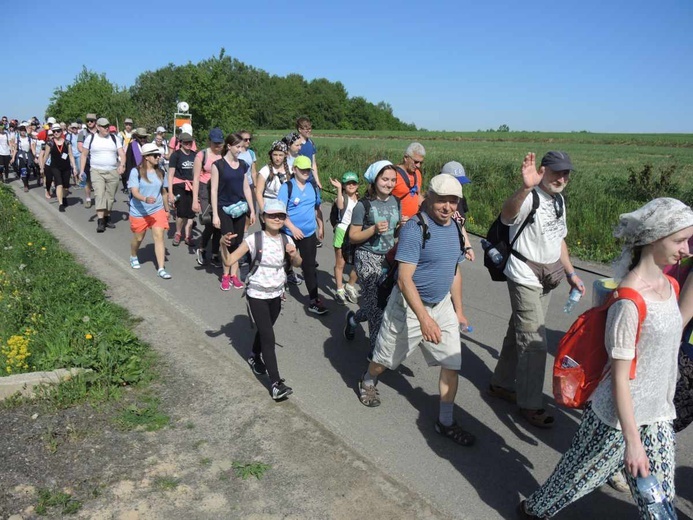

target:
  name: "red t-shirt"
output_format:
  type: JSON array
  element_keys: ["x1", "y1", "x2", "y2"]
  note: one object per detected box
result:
[{"x1": 391, "y1": 166, "x2": 422, "y2": 218}]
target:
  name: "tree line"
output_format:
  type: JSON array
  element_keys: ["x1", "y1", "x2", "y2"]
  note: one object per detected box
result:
[{"x1": 46, "y1": 49, "x2": 416, "y2": 133}]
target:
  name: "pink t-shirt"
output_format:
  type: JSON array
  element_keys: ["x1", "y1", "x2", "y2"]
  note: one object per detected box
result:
[
  {"x1": 169, "y1": 136, "x2": 198, "y2": 153},
  {"x1": 197, "y1": 148, "x2": 222, "y2": 184}
]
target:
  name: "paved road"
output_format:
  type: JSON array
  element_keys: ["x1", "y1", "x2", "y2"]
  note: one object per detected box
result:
[{"x1": 13, "y1": 182, "x2": 693, "y2": 520}]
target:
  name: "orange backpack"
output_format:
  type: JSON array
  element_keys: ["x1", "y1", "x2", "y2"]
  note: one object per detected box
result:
[{"x1": 553, "y1": 276, "x2": 679, "y2": 409}]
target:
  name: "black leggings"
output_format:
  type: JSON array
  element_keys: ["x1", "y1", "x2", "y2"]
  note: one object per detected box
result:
[
  {"x1": 295, "y1": 233, "x2": 318, "y2": 300},
  {"x1": 0, "y1": 155, "x2": 9, "y2": 179},
  {"x1": 199, "y1": 224, "x2": 221, "y2": 255},
  {"x1": 247, "y1": 296, "x2": 282, "y2": 383}
]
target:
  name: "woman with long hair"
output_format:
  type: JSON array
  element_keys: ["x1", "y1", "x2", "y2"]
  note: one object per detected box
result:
[
  {"x1": 344, "y1": 161, "x2": 400, "y2": 358},
  {"x1": 255, "y1": 140, "x2": 291, "y2": 214},
  {"x1": 128, "y1": 143, "x2": 172, "y2": 279},
  {"x1": 211, "y1": 132, "x2": 256, "y2": 290},
  {"x1": 520, "y1": 198, "x2": 693, "y2": 519},
  {"x1": 40, "y1": 124, "x2": 76, "y2": 211}
]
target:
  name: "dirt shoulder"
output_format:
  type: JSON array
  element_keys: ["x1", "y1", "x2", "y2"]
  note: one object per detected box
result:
[{"x1": 0, "y1": 188, "x2": 447, "y2": 520}]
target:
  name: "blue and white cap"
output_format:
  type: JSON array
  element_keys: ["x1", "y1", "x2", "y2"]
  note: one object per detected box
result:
[
  {"x1": 263, "y1": 198, "x2": 287, "y2": 214},
  {"x1": 440, "y1": 161, "x2": 471, "y2": 185}
]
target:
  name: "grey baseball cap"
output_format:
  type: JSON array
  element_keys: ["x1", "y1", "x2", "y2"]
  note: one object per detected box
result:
[
  {"x1": 541, "y1": 151, "x2": 574, "y2": 172},
  {"x1": 440, "y1": 161, "x2": 471, "y2": 185}
]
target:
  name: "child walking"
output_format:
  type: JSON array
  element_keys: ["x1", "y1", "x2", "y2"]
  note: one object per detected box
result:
[{"x1": 329, "y1": 172, "x2": 360, "y2": 304}]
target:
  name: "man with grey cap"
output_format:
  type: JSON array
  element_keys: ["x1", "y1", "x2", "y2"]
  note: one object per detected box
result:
[
  {"x1": 489, "y1": 151, "x2": 584, "y2": 429},
  {"x1": 357, "y1": 173, "x2": 475, "y2": 447},
  {"x1": 80, "y1": 117, "x2": 125, "y2": 232}
]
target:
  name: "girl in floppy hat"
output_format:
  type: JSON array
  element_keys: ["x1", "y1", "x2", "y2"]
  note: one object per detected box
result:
[
  {"x1": 521, "y1": 197, "x2": 693, "y2": 519},
  {"x1": 128, "y1": 143, "x2": 172, "y2": 279}
]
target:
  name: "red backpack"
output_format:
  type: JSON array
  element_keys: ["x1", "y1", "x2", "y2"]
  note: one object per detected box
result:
[{"x1": 553, "y1": 276, "x2": 679, "y2": 409}]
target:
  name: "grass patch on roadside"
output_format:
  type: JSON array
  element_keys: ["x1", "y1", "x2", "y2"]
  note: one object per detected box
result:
[
  {"x1": 232, "y1": 461, "x2": 271, "y2": 480},
  {"x1": 0, "y1": 184, "x2": 156, "y2": 405},
  {"x1": 152, "y1": 475, "x2": 180, "y2": 491},
  {"x1": 35, "y1": 488, "x2": 82, "y2": 515},
  {"x1": 114, "y1": 395, "x2": 170, "y2": 431}
]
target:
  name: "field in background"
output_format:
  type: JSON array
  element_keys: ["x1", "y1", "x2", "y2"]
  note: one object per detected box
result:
[{"x1": 253, "y1": 131, "x2": 693, "y2": 263}]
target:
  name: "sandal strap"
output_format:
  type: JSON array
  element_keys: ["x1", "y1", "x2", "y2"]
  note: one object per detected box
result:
[{"x1": 436, "y1": 421, "x2": 475, "y2": 446}]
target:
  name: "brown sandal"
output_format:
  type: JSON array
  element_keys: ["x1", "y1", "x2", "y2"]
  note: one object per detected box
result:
[
  {"x1": 488, "y1": 384, "x2": 517, "y2": 404},
  {"x1": 519, "y1": 408, "x2": 555, "y2": 429}
]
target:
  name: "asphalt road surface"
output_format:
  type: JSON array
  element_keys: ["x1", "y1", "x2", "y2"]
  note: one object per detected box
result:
[{"x1": 13, "y1": 182, "x2": 693, "y2": 520}]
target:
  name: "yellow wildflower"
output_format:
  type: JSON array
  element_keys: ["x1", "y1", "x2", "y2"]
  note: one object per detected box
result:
[
  {"x1": 27, "y1": 242, "x2": 33, "y2": 246},
  {"x1": 85, "y1": 334, "x2": 93, "y2": 340}
]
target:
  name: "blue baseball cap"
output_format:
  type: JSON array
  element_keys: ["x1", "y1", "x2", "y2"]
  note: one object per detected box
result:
[
  {"x1": 209, "y1": 128, "x2": 224, "y2": 143},
  {"x1": 440, "y1": 161, "x2": 471, "y2": 185}
]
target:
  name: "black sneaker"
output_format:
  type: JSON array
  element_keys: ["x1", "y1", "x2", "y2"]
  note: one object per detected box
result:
[
  {"x1": 344, "y1": 310, "x2": 356, "y2": 340},
  {"x1": 316, "y1": 240, "x2": 323, "y2": 248},
  {"x1": 210, "y1": 255, "x2": 221, "y2": 268},
  {"x1": 58, "y1": 204, "x2": 66, "y2": 213},
  {"x1": 96, "y1": 219, "x2": 105, "y2": 233},
  {"x1": 104, "y1": 217, "x2": 116, "y2": 229},
  {"x1": 308, "y1": 298, "x2": 328, "y2": 316},
  {"x1": 196, "y1": 248, "x2": 207, "y2": 266},
  {"x1": 271, "y1": 380, "x2": 293, "y2": 400},
  {"x1": 247, "y1": 356, "x2": 267, "y2": 376}
]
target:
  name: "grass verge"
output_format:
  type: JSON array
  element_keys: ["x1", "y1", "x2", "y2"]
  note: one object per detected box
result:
[{"x1": 0, "y1": 184, "x2": 156, "y2": 404}]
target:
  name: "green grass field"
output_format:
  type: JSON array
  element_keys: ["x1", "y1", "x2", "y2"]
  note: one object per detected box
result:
[{"x1": 254, "y1": 130, "x2": 693, "y2": 263}]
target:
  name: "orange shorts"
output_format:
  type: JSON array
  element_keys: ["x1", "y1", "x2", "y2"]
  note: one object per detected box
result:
[{"x1": 130, "y1": 209, "x2": 170, "y2": 234}]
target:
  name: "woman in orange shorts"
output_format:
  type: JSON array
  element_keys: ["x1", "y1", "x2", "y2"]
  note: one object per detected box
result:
[{"x1": 128, "y1": 143, "x2": 172, "y2": 279}]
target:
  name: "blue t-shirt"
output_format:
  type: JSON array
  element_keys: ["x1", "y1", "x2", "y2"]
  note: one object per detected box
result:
[
  {"x1": 238, "y1": 149, "x2": 256, "y2": 185},
  {"x1": 350, "y1": 197, "x2": 400, "y2": 255},
  {"x1": 128, "y1": 168, "x2": 167, "y2": 218},
  {"x1": 396, "y1": 213, "x2": 464, "y2": 304},
  {"x1": 277, "y1": 179, "x2": 321, "y2": 238},
  {"x1": 299, "y1": 138, "x2": 316, "y2": 160}
]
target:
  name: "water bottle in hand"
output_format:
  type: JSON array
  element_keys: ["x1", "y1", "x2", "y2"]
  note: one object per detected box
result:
[
  {"x1": 636, "y1": 474, "x2": 677, "y2": 519},
  {"x1": 481, "y1": 239, "x2": 503, "y2": 266},
  {"x1": 459, "y1": 324, "x2": 473, "y2": 335},
  {"x1": 563, "y1": 288, "x2": 582, "y2": 314}
]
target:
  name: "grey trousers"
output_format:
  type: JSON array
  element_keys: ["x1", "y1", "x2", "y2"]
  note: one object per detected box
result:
[{"x1": 491, "y1": 279, "x2": 552, "y2": 410}]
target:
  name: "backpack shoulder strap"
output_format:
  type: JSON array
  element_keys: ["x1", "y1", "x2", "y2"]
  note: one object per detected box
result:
[
  {"x1": 246, "y1": 231, "x2": 264, "y2": 281},
  {"x1": 360, "y1": 198, "x2": 372, "y2": 226},
  {"x1": 664, "y1": 274, "x2": 680, "y2": 298},
  {"x1": 414, "y1": 211, "x2": 430, "y2": 249},
  {"x1": 286, "y1": 178, "x2": 294, "y2": 201},
  {"x1": 509, "y1": 189, "x2": 541, "y2": 260},
  {"x1": 395, "y1": 166, "x2": 412, "y2": 189},
  {"x1": 608, "y1": 287, "x2": 647, "y2": 379}
]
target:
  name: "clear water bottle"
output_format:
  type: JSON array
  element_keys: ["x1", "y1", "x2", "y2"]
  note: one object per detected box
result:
[
  {"x1": 79, "y1": 172, "x2": 87, "y2": 187},
  {"x1": 636, "y1": 474, "x2": 677, "y2": 519},
  {"x1": 480, "y1": 239, "x2": 503, "y2": 266},
  {"x1": 563, "y1": 288, "x2": 582, "y2": 314},
  {"x1": 459, "y1": 324, "x2": 473, "y2": 334}
]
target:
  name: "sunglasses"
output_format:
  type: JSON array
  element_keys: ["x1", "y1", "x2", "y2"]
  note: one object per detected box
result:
[
  {"x1": 87, "y1": 119, "x2": 96, "y2": 123},
  {"x1": 148, "y1": 154, "x2": 162, "y2": 159},
  {"x1": 53, "y1": 129, "x2": 62, "y2": 133},
  {"x1": 265, "y1": 213, "x2": 287, "y2": 220},
  {"x1": 181, "y1": 140, "x2": 193, "y2": 145},
  {"x1": 243, "y1": 137, "x2": 252, "y2": 142}
]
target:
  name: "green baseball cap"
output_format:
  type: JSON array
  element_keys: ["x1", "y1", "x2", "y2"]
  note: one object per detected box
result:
[
  {"x1": 341, "y1": 171, "x2": 358, "y2": 183},
  {"x1": 293, "y1": 155, "x2": 312, "y2": 170}
]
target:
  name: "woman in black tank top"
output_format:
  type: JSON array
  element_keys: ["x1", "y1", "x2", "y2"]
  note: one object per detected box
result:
[{"x1": 40, "y1": 127, "x2": 76, "y2": 212}]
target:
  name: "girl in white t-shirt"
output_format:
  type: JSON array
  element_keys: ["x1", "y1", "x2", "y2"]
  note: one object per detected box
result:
[
  {"x1": 255, "y1": 140, "x2": 290, "y2": 214},
  {"x1": 330, "y1": 171, "x2": 360, "y2": 304},
  {"x1": 225, "y1": 199, "x2": 302, "y2": 401},
  {"x1": 521, "y1": 198, "x2": 693, "y2": 519}
]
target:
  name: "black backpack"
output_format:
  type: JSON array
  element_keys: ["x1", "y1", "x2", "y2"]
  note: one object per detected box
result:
[
  {"x1": 483, "y1": 190, "x2": 541, "y2": 282},
  {"x1": 341, "y1": 197, "x2": 402, "y2": 265},
  {"x1": 329, "y1": 192, "x2": 349, "y2": 228},
  {"x1": 376, "y1": 212, "x2": 466, "y2": 310}
]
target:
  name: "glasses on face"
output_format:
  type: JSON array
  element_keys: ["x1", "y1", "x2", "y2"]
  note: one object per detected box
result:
[
  {"x1": 407, "y1": 156, "x2": 423, "y2": 166},
  {"x1": 300, "y1": 126, "x2": 312, "y2": 132},
  {"x1": 87, "y1": 119, "x2": 96, "y2": 123},
  {"x1": 243, "y1": 138, "x2": 252, "y2": 142},
  {"x1": 150, "y1": 154, "x2": 162, "y2": 159},
  {"x1": 266, "y1": 213, "x2": 287, "y2": 220},
  {"x1": 53, "y1": 130, "x2": 62, "y2": 134},
  {"x1": 181, "y1": 141, "x2": 193, "y2": 145}
]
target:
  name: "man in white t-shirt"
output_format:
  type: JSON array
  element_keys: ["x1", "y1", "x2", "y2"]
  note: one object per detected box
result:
[
  {"x1": 0, "y1": 123, "x2": 12, "y2": 183},
  {"x1": 80, "y1": 117, "x2": 125, "y2": 233},
  {"x1": 489, "y1": 151, "x2": 585, "y2": 429}
]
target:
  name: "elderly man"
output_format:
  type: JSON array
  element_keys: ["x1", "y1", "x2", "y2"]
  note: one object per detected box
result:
[
  {"x1": 77, "y1": 113, "x2": 98, "y2": 206},
  {"x1": 80, "y1": 117, "x2": 125, "y2": 232},
  {"x1": 489, "y1": 151, "x2": 585, "y2": 429},
  {"x1": 357, "y1": 174, "x2": 475, "y2": 447},
  {"x1": 393, "y1": 142, "x2": 426, "y2": 220}
]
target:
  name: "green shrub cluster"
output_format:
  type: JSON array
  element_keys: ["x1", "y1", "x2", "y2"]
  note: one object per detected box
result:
[{"x1": 0, "y1": 185, "x2": 151, "y2": 397}]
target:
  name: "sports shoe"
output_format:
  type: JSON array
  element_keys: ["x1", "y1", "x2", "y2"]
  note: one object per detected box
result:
[
  {"x1": 210, "y1": 255, "x2": 221, "y2": 268},
  {"x1": 316, "y1": 240, "x2": 323, "y2": 248},
  {"x1": 335, "y1": 289, "x2": 347, "y2": 305},
  {"x1": 271, "y1": 380, "x2": 293, "y2": 400},
  {"x1": 230, "y1": 275, "x2": 244, "y2": 289},
  {"x1": 172, "y1": 233, "x2": 181, "y2": 246},
  {"x1": 247, "y1": 356, "x2": 267, "y2": 376},
  {"x1": 344, "y1": 284, "x2": 359, "y2": 303},
  {"x1": 196, "y1": 248, "x2": 207, "y2": 266},
  {"x1": 220, "y1": 274, "x2": 231, "y2": 291},
  {"x1": 58, "y1": 204, "x2": 66, "y2": 213},
  {"x1": 104, "y1": 216, "x2": 116, "y2": 229},
  {"x1": 184, "y1": 235, "x2": 195, "y2": 247},
  {"x1": 130, "y1": 256, "x2": 141, "y2": 269},
  {"x1": 157, "y1": 268, "x2": 172, "y2": 280},
  {"x1": 358, "y1": 379, "x2": 380, "y2": 407},
  {"x1": 308, "y1": 298, "x2": 328, "y2": 315},
  {"x1": 344, "y1": 310, "x2": 357, "y2": 341},
  {"x1": 287, "y1": 272, "x2": 303, "y2": 285},
  {"x1": 84, "y1": 199, "x2": 92, "y2": 208}
]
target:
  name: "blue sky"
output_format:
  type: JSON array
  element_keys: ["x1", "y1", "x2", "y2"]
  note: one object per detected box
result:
[{"x1": 2, "y1": 0, "x2": 691, "y2": 133}]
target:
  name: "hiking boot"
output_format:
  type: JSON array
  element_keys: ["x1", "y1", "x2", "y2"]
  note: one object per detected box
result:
[
  {"x1": 104, "y1": 216, "x2": 116, "y2": 229},
  {"x1": 85, "y1": 199, "x2": 92, "y2": 209},
  {"x1": 434, "y1": 420, "x2": 476, "y2": 446},
  {"x1": 271, "y1": 380, "x2": 293, "y2": 401},
  {"x1": 96, "y1": 218, "x2": 105, "y2": 233},
  {"x1": 344, "y1": 310, "x2": 357, "y2": 341},
  {"x1": 344, "y1": 284, "x2": 359, "y2": 303},
  {"x1": 247, "y1": 356, "x2": 267, "y2": 376},
  {"x1": 287, "y1": 272, "x2": 303, "y2": 285},
  {"x1": 308, "y1": 298, "x2": 328, "y2": 315},
  {"x1": 220, "y1": 274, "x2": 231, "y2": 291},
  {"x1": 335, "y1": 289, "x2": 347, "y2": 305},
  {"x1": 196, "y1": 248, "x2": 207, "y2": 266},
  {"x1": 358, "y1": 379, "x2": 380, "y2": 407}
]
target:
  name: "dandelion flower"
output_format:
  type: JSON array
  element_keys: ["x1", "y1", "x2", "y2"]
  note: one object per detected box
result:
[
  {"x1": 85, "y1": 334, "x2": 93, "y2": 340},
  {"x1": 41, "y1": 247, "x2": 46, "y2": 251},
  {"x1": 27, "y1": 242, "x2": 33, "y2": 246}
]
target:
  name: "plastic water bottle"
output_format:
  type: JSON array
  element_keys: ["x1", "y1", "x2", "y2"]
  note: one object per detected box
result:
[
  {"x1": 79, "y1": 172, "x2": 87, "y2": 187},
  {"x1": 459, "y1": 324, "x2": 474, "y2": 334},
  {"x1": 563, "y1": 288, "x2": 582, "y2": 314},
  {"x1": 480, "y1": 239, "x2": 503, "y2": 266},
  {"x1": 636, "y1": 475, "x2": 677, "y2": 519}
]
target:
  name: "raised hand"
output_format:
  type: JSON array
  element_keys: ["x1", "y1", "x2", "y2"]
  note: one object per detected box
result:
[
  {"x1": 329, "y1": 177, "x2": 341, "y2": 190},
  {"x1": 521, "y1": 152, "x2": 544, "y2": 189}
]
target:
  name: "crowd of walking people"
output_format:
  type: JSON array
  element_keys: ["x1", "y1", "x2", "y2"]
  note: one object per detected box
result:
[{"x1": 2, "y1": 111, "x2": 693, "y2": 519}]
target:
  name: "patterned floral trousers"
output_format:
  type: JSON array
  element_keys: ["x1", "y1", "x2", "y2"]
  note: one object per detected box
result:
[
  {"x1": 354, "y1": 249, "x2": 386, "y2": 352},
  {"x1": 525, "y1": 404, "x2": 676, "y2": 519},
  {"x1": 674, "y1": 348, "x2": 693, "y2": 433}
]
